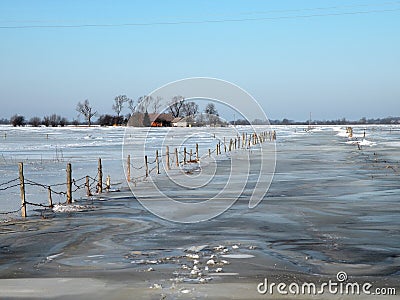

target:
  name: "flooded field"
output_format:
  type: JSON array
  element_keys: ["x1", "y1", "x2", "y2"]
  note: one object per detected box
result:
[{"x1": 0, "y1": 125, "x2": 399, "y2": 299}]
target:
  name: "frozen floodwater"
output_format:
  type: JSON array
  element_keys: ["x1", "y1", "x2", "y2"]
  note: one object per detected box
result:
[{"x1": 0, "y1": 124, "x2": 399, "y2": 298}]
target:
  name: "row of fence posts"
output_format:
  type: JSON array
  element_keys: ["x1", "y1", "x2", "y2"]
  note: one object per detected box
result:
[
  {"x1": 18, "y1": 158, "x2": 109, "y2": 218},
  {"x1": 16, "y1": 130, "x2": 275, "y2": 218},
  {"x1": 125, "y1": 130, "x2": 275, "y2": 182}
]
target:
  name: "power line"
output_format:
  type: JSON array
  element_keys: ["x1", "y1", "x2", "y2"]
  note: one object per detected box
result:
[
  {"x1": 0, "y1": 7, "x2": 399, "y2": 29},
  {"x1": 239, "y1": 0, "x2": 400, "y2": 16},
  {"x1": 1, "y1": 1, "x2": 399, "y2": 24}
]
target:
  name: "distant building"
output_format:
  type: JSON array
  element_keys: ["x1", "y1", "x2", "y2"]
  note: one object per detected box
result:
[
  {"x1": 149, "y1": 113, "x2": 174, "y2": 127},
  {"x1": 127, "y1": 113, "x2": 174, "y2": 127},
  {"x1": 172, "y1": 117, "x2": 187, "y2": 127}
]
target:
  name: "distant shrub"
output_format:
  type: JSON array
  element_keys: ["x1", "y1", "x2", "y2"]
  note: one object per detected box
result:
[
  {"x1": 10, "y1": 114, "x2": 25, "y2": 127},
  {"x1": 29, "y1": 116, "x2": 42, "y2": 127},
  {"x1": 97, "y1": 114, "x2": 124, "y2": 126}
]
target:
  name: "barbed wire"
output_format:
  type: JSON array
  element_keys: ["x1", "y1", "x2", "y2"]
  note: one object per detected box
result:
[
  {"x1": 0, "y1": 206, "x2": 21, "y2": 215},
  {"x1": 0, "y1": 183, "x2": 20, "y2": 191},
  {"x1": 130, "y1": 162, "x2": 145, "y2": 170},
  {"x1": 1, "y1": 130, "x2": 268, "y2": 217},
  {"x1": 25, "y1": 201, "x2": 52, "y2": 208},
  {"x1": 0, "y1": 178, "x2": 19, "y2": 187}
]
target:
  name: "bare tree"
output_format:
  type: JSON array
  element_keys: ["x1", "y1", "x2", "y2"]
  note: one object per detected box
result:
[
  {"x1": 112, "y1": 95, "x2": 130, "y2": 117},
  {"x1": 137, "y1": 95, "x2": 153, "y2": 113},
  {"x1": 29, "y1": 116, "x2": 41, "y2": 127},
  {"x1": 76, "y1": 99, "x2": 97, "y2": 127},
  {"x1": 168, "y1": 96, "x2": 185, "y2": 118},
  {"x1": 10, "y1": 114, "x2": 25, "y2": 127},
  {"x1": 152, "y1": 96, "x2": 163, "y2": 113},
  {"x1": 204, "y1": 103, "x2": 219, "y2": 126},
  {"x1": 128, "y1": 98, "x2": 137, "y2": 114},
  {"x1": 49, "y1": 114, "x2": 61, "y2": 127},
  {"x1": 182, "y1": 101, "x2": 199, "y2": 117},
  {"x1": 205, "y1": 103, "x2": 217, "y2": 115}
]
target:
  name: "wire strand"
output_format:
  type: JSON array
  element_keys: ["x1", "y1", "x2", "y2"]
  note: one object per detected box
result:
[{"x1": 0, "y1": 7, "x2": 399, "y2": 29}]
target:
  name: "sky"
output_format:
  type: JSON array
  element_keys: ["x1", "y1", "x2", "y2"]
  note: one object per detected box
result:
[{"x1": 0, "y1": 0, "x2": 399, "y2": 122}]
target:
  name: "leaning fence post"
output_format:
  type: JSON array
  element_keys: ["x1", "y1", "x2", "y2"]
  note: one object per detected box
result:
[
  {"x1": 145, "y1": 155, "x2": 149, "y2": 177},
  {"x1": 48, "y1": 186, "x2": 53, "y2": 208},
  {"x1": 19, "y1": 162, "x2": 26, "y2": 218},
  {"x1": 175, "y1": 148, "x2": 179, "y2": 167},
  {"x1": 156, "y1": 150, "x2": 160, "y2": 174},
  {"x1": 196, "y1": 143, "x2": 199, "y2": 161},
  {"x1": 106, "y1": 175, "x2": 111, "y2": 191},
  {"x1": 66, "y1": 162, "x2": 72, "y2": 204},
  {"x1": 166, "y1": 146, "x2": 170, "y2": 170},
  {"x1": 85, "y1": 176, "x2": 92, "y2": 196},
  {"x1": 127, "y1": 154, "x2": 131, "y2": 182},
  {"x1": 97, "y1": 158, "x2": 103, "y2": 193}
]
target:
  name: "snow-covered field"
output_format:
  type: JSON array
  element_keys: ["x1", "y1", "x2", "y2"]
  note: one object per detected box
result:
[{"x1": 0, "y1": 124, "x2": 399, "y2": 215}]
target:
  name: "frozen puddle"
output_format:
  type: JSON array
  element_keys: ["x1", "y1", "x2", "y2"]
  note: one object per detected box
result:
[
  {"x1": 46, "y1": 252, "x2": 64, "y2": 261},
  {"x1": 221, "y1": 254, "x2": 254, "y2": 259},
  {"x1": 53, "y1": 204, "x2": 95, "y2": 213},
  {"x1": 208, "y1": 272, "x2": 239, "y2": 276}
]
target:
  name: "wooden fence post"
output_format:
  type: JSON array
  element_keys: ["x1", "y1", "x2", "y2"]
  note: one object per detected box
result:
[
  {"x1": 19, "y1": 162, "x2": 26, "y2": 218},
  {"x1": 175, "y1": 148, "x2": 179, "y2": 167},
  {"x1": 196, "y1": 143, "x2": 199, "y2": 161},
  {"x1": 224, "y1": 137, "x2": 227, "y2": 152},
  {"x1": 145, "y1": 155, "x2": 149, "y2": 177},
  {"x1": 184, "y1": 147, "x2": 187, "y2": 164},
  {"x1": 66, "y1": 162, "x2": 72, "y2": 204},
  {"x1": 127, "y1": 154, "x2": 131, "y2": 182},
  {"x1": 85, "y1": 176, "x2": 92, "y2": 196},
  {"x1": 156, "y1": 150, "x2": 160, "y2": 174},
  {"x1": 97, "y1": 158, "x2": 103, "y2": 193},
  {"x1": 106, "y1": 175, "x2": 111, "y2": 191},
  {"x1": 48, "y1": 186, "x2": 53, "y2": 208},
  {"x1": 166, "y1": 146, "x2": 170, "y2": 170},
  {"x1": 216, "y1": 143, "x2": 219, "y2": 155},
  {"x1": 208, "y1": 148, "x2": 211, "y2": 157}
]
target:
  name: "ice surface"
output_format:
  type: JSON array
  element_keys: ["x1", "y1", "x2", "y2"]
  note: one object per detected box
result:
[{"x1": 0, "y1": 124, "x2": 400, "y2": 291}]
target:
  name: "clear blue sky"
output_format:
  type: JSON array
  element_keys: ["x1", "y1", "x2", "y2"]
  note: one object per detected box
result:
[{"x1": 0, "y1": 0, "x2": 399, "y2": 121}]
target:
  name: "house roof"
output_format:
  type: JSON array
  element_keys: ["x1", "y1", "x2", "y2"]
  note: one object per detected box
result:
[
  {"x1": 172, "y1": 117, "x2": 183, "y2": 123},
  {"x1": 148, "y1": 113, "x2": 174, "y2": 122}
]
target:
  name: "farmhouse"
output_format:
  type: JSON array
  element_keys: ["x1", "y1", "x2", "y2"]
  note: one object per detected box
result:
[
  {"x1": 149, "y1": 113, "x2": 174, "y2": 127},
  {"x1": 172, "y1": 117, "x2": 187, "y2": 127}
]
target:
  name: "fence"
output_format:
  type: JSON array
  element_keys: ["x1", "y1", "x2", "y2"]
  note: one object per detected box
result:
[{"x1": 0, "y1": 130, "x2": 276, "y2": 219}]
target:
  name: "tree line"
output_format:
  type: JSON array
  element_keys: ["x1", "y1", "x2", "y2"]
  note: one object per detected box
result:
[
  {"x1": 2, "y1": 94, "x2": 399, "y2": 127},
  {"x1": 3, "y1": 94, "x2": 223, "y2": 127}
]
